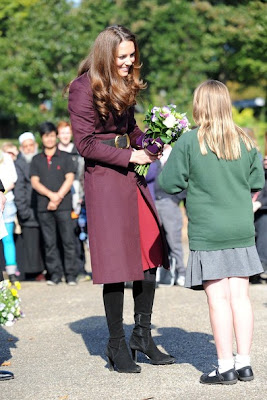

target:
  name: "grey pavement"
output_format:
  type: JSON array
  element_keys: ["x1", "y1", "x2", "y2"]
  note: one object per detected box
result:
[{"x1": 0, "y1": 275, "x2": 266, "y2": 400}]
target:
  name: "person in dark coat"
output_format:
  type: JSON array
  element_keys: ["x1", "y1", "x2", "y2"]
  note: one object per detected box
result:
[
  {"x1": 0, "y1": 179, "x2": 14, "y2": 381},
  {"x1": 57, "y1": 121, "x2": 86, "y2": 277},
  {"x1": 254, "y1": 154, "x2": 267, "y2": 275},
  {"x1": 14, "y1": 132, "x2": 44, "y2": 280},
  {"x1": 68, "y1": 25, "x2": 173, "y2": 374},
  {"x1": 154, "y1": 153, "x2": 186, "y2": 287}
]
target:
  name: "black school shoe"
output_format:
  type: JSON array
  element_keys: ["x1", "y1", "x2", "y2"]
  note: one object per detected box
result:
[
  {"x1": 200, "y1": 368, "x2": 238, "y2": 385},
  {"x1": 0, "y1": 370, "x2": 14, "y2": 381},
  {"x1": 236, "y1": 366, "x2": 254, "y2": 381}
]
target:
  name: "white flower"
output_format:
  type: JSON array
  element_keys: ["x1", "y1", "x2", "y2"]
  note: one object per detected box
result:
[
  {"x1": 0, "y1": 303, "x2": 5, "y2": 311},
  {"x1": 151, "y1": 106, "x2": 160, "y2": 114},
  {"x1": 7, "y1": 313, "x2": 14, "y2": 321},
  {"x1": 162, "y1": 106, "x2": 170, "y2": 114},
  {"x1": 163, "y1": 114, "x2": 176, "y2": 129},
  {"x1": 5, "y1": 320, "x2": 14, "y2": 327}
]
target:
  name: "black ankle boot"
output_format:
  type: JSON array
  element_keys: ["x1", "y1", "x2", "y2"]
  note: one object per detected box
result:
[
  {"x1": 106, "y1": 338, "x2": 141, "y2": 373},
  {"x1": 130, "y1": 314, "x2": 175, "y2": 365},
  {"x1": 130, "y1": 280, "x2": 175, "y2": 365},
  {"x1": 103, "y1": 283, "x2": 141, "y2": 373}
]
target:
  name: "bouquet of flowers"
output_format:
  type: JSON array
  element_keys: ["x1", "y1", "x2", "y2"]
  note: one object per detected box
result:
[
  {"x1": 0, "y1": 280, "x2": 22, "y2": 326},
  {"x1": 135, "y1": 104, "x2": 190, "y2": 176}
]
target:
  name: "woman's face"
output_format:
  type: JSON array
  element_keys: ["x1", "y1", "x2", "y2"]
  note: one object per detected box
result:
[{"x1": 116, "y1": 40, "x2": 135, "y2": 77}]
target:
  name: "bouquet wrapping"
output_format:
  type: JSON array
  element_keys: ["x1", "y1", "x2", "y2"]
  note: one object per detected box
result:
[{"x1": 135, "y1": 104, "x2": 190, "y2": 176}]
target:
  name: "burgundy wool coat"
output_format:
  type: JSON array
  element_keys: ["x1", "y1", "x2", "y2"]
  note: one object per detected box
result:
[{"x1": 68, "y1": 72, "x2": 169, "y2": 284}]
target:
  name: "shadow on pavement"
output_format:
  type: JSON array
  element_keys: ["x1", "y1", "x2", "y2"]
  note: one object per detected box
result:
[
  {"x1": 69, "y1": 316, "x2": 216, "y2": 373},
  {"x1": 0, "y1": 326, "x2": 18, "y2": 365}
]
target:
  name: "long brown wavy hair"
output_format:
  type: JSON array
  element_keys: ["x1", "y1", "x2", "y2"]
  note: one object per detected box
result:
[
  {"x1": 193, "y1": 80, "x2": 256, "y2": 160},
  {"x1": 77, "y1": 25, "x2": 146, "y2": 120}
]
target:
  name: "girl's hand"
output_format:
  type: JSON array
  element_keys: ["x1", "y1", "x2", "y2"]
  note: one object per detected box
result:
[
  {"x1": 252, "y1": 201, "x2": 262, "y2": 213},
  {"x1": 129, "y1": 149, "x2": 161, "y2": 165}
]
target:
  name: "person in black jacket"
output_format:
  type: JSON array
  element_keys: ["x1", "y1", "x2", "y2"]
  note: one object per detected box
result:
[
  {"x1": 14, "y1": 132, "x2": 44, "y2": 280},
  {"x1": 254, "y1": 154, "x2": 267, "y2": 276},
  {"x1": 0, "y1": 179, "x2": 14, "y2": 381},
  {"x1": 57, "y1": 121, "x2": 86, "y2": 277}
]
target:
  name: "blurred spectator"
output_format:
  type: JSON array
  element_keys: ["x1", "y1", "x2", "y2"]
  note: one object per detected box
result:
[
  {"x1": 1, "y1": 142, "x2": 19, "y2": 161},
  {"x1": 57, "y1": 121, "x2": 84, "y2": 213},
  {"x1": 154, "y1": 146, "x2": 186, "y2": 286},
  {"x1": 30, "y1": 121, "x2": 78, "y2": 285},
  {"x1": 0, "y1": 148, "x2": 19, "y2": 283},
  {"x1": 14, "y1": 132, "x2": 45, "y2": 281},
  {"x1": 253, "y1": 133, "x2": 267, "y2": 279},
  {"x1": 0, "y1": 179, "x2": 14, "y2": 381},
  {"x1": 145, "y1": 162, "x2": 157, "y2": 202},
  {"x1": 57, "y1": 121, "x2": 87, "y2": 278}
]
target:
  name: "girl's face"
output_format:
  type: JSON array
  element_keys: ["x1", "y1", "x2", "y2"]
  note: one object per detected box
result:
[{"x1": 116, "y1": 40, "x2": 135, "y2": 77}]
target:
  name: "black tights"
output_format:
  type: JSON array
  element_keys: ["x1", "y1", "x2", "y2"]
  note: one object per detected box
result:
[{"x1": 103, "y1": 268, "x2": 157, "y2": 295}]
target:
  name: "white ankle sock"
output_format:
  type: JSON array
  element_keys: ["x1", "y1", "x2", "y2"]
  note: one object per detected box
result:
[
  {"x1": 208, "y1": 358, "x2": 234, "y2": 377},
  {"x1": 235, "y1": 354, "x2": 250, "y2": 370}
]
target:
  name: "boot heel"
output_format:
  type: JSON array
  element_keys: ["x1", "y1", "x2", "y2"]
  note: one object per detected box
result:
[
  {"x1": 105, "y1": 340, "x2": 141, "y2": 373},
  {"x1": 107, "y1": 356, "x2": 115, "y2": 371},
  {"x1": 131, "y1": 348, "x2": 137, "y2": 362}
]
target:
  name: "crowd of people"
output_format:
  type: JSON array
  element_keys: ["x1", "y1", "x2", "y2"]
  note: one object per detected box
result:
[
  {"x1": 0, "y1": 24, "x2": 266, "y2": 386},
  {"x1": 0, "y1": 121, "x2": 88, "y2": 286}
]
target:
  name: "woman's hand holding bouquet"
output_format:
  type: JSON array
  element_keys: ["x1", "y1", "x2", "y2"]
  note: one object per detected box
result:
[{"x1": 134, "y1": 104, "x2": 190, "y2": 176}]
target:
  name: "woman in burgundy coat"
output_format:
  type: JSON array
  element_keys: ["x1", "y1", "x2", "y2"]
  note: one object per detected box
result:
[{"x1": 68, "y1": 25, "x2": 174, "y2": 373}]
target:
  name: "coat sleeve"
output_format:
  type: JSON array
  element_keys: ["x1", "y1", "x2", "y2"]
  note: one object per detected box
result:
[
  {"x1": 127, "y1": 107, "x2": 144, "y2": 148},
  {"x1": 158, "y1": 135, "x2": 190, "y2": 194},
  {"x1": 14, "y1": 162, "x2": 31, "y2": 221},
  {"x1": 249, "y1": 149, "x2": 265, "y2": 192},
  {"x1": 68, "y1": 78, "x2": 132, "y2": 167}
]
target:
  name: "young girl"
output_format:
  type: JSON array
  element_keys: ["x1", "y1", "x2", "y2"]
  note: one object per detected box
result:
[{"x1": 159, "y1": 80, "x2": 264, "y2": 385}]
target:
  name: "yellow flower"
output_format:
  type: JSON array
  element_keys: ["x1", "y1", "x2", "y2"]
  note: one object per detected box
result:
[
  {"x1": 15, "y1": 282, "x2": 21, "y2": 290},
  {"x1": 7, "y1": 281, "x2": 12, "y2": 288},
  {"x1": 11, "y1": 288, "x2": 18, "y2": 297}
]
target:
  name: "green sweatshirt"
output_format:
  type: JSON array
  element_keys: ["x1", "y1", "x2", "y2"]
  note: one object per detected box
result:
[{"x1": 159, "y1": 128, "x2": 265, "y2": 251}]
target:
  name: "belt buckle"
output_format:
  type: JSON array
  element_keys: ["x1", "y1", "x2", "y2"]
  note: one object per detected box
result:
[
  {"x1": 115, "y1": 134, "x2": 130, "y2": 149},
  {"x1": 114, "y1": 135, "x2": 121, "y2": 148},
  {"x1": 124, "y1": 133, "x2": 130, "y2": 149}
]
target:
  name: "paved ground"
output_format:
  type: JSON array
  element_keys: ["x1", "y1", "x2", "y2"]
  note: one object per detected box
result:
[
  {"x1": 0, "y1": 276, "x2": 266, "y2": 400},
  {"x1": 1, "y1": 213, "x2": 266, "y2": 400}
]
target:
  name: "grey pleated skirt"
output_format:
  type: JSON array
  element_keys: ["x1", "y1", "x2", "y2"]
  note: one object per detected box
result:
[{"x1": 185, "y1": 245, "x2": 263, "y2": 290}]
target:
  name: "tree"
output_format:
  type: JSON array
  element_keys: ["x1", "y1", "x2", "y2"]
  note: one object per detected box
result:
[
  {"x1": 0, "y1": 0, "x2": 115, "y2": 134},
  {"x1": 0, "y1": 0, "x2": 266, "y2": 136}
]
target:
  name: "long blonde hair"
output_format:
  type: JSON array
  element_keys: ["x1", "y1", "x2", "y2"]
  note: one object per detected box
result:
[
  {"x1": 193, "y1": 80, "x2": 256, "y2": 160},
  {"x1": 77, "y1": 25, "x2": 146, "y2": 120}
]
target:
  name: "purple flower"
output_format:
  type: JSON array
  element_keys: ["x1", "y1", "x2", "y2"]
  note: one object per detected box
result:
[
  {"x1": 151, "y1": 114, "x2": 158, "y2": 122},
  {"x1": 179, "y1": 118, "x2": 188, "y2": 128},
  {"x1": 160, "y1": 112, "x2": 170, "y2": 118}
]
